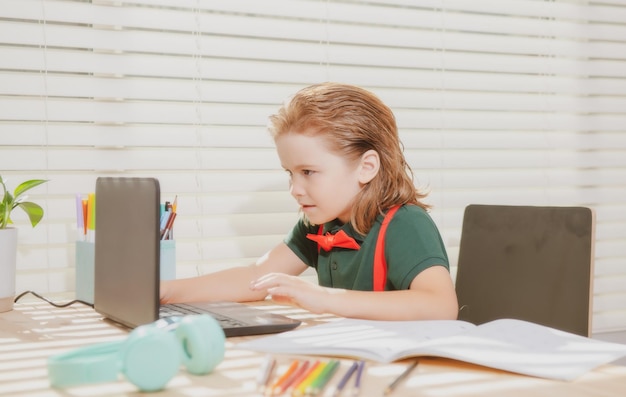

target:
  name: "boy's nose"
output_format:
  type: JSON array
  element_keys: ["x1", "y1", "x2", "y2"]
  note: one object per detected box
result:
[{"x1": 289, "y1": 180, "x2": 304, "y2": 197}]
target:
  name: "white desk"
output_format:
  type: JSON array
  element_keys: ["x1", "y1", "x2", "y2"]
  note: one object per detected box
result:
[{"x1": 2, "y1": 301, "x2": 626, "y2": 397}]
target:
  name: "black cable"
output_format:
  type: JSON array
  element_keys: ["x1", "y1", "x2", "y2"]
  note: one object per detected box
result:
[{"x1": 13, "y1": 290, "x2": 94, "y2": 308}]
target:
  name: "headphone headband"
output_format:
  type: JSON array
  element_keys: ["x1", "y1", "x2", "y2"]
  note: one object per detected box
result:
[{"x1": 48, "y1": 341, "x2": 123, "y2": 387}]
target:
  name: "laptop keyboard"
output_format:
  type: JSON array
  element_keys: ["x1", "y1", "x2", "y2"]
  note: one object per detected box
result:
[{"x1": 160, "y1": 303, "x2": 249, "y2": 328}]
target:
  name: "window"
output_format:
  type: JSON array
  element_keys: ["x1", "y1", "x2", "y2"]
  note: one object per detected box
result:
[{"x1": 1, "y1": 0, "x2": 624, "y2": 331}]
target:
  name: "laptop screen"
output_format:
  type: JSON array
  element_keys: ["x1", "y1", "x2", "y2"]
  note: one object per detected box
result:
[{"x1": 94, "y1": 177, "x2": 161, "y2": 328}]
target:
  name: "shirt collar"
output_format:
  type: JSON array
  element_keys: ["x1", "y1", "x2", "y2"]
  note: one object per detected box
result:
[{"x1": 322, "y1": 219, "x2": 363, "y2": 243}]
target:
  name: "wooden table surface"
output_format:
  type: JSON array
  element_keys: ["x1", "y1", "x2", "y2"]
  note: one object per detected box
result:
[{"x1": 2, "y1": 300, "x2": 626, "y2": 397}]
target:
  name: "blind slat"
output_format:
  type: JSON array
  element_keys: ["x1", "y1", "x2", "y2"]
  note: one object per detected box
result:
[
  {"x1": 7, "y1": 72, "x2": 626, "y2": 114},
  {"x1": 7, "y1": 49, "x2": 626, "y2": 95},
  {"x1": 8, "y1": 2, "x2": 626, "y2": 57}
]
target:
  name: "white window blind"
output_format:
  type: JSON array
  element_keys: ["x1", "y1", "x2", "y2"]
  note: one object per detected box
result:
[{"x1": 1, "y1": 0, "x2": 624, "y2": 332}]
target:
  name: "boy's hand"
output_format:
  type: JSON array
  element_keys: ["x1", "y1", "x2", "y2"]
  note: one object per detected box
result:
[{"x1": 250, "y1": 273, "x2": 336, "y2": 314}]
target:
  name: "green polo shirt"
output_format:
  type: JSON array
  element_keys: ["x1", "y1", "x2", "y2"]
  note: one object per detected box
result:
[{"x1": 284, "y1": 205, "x2": 449, "y2": 291}]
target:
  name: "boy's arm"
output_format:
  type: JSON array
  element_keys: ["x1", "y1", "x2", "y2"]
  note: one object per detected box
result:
[
  {"x1": 252, "y1": 265, "x2": 459, "y2": 321},
  {"x1": 160, "y1": 242, "x2": 308, "y2": 304},
  {"x1": 334, "y1": 265, "x2": 459, "y2": 320}
]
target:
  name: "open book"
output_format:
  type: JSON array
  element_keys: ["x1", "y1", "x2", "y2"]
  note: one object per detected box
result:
[{"x1": 236, "y1": 318, "x2": 626, "y2": 381}]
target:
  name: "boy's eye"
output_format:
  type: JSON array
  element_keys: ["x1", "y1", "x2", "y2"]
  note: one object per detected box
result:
[{"x1": 302, "y1": 170, "x2": 314, "y2": 176}]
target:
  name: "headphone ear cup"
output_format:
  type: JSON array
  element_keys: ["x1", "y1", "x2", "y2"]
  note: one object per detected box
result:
[
  {"x1": 176, "y1": 314, "x2": 226, "y2": 375},
  {"x1": 120, "y1": 324, "x2": 182, "y2": 392}
]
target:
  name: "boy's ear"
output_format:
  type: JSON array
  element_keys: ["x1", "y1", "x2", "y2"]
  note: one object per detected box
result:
[{"x1": 358, "y1": 149, "x2": 380, "y2": 184}]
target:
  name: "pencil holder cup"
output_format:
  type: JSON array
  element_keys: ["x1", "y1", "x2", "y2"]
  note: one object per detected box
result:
[
  {"x1": 75, "y1": 240, "x2": 176, "y2": 304},
  {"x1": 159, "y1": 240, "x2": 176, "y2": 281},
  {"x1": 75, "y1": 241, "x2": 95, "y2": 305}
]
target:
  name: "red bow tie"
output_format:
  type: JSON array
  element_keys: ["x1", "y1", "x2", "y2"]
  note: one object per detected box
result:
[{"x1": 306, "y1": 230, "x2": 360, "y2": 251}]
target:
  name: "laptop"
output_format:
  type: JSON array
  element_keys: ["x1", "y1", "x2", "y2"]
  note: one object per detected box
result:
[{"x1": 93, "y1": 177, "x2": 302, "y2": 337}]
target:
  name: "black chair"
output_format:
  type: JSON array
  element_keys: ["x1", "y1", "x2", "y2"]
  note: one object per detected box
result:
[{"x1": 454, "y1": 204, "x2": 595, "y2": 337}]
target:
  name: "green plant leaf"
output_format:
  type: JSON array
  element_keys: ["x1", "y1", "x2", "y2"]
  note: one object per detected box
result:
[
  {"x1": 14, "y1": 179, "x2": 48, "y2": 200},
  {"x1": 0, "y1": 176, "x2": 48, "y2": 229},
  {"x1": 0, "y1": 201, "x2": 9, "y2": 229},
  {"x1": 16, "y1": 202, "x2": 45, "y2": 227}
]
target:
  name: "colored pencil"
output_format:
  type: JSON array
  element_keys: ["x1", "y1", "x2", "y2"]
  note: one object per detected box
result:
[
  {"x1": 306, "y1": 359, "x2": 340, "y2": 396},
  {"x1": 257, "y1": 355, "x2": 276, "y2": 394},
  {"x1": 268, "y1": 359, "x2": 300, "y2": 396},
  {"x1": 352, "y1": 360, "x2": 365, "y2": 396},
  {"x1": 332, "y1": 360, "x2": 359, "y2": 397},
  {"x1": 292, "y1": 361, "x2": 325, "y2": 396},
  {"x1": 383, "y1": 360, "x2": 418, "y2": 396},
  {"x1": 275, "y1": 360, "x2": 311, "y2": 396}
]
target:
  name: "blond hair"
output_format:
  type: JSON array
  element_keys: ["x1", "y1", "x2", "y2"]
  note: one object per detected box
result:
[{"x1": 268, "y1": 82, "x2": 429, "y2": 235}]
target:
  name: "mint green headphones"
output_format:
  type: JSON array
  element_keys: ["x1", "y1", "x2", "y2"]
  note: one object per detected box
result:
[{"x1": 47, "y1": 315, "x2": 226, "y2": 392}]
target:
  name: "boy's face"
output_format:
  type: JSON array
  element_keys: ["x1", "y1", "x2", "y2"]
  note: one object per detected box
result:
[{"x1": 275, "y1": 130, "x2": 363, "y2": 225}]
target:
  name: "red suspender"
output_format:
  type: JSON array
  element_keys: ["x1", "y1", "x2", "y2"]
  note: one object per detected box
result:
[{"x1": 373, "y1": 205, "x2": 401, "y2": 291}]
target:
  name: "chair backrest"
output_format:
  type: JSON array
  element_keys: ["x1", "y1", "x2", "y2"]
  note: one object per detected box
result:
[{"x1": 454, "y1": 204, "x2": 595, "y2": 337}]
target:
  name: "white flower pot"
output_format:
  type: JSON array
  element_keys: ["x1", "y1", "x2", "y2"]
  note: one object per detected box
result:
[{"x1": 0, "y1": 228, "x2": 17, "y2": 312}]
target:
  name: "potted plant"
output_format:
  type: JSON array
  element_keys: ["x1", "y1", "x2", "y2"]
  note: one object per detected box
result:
[{"x1": 0, "y1": 175, "x2": 48, "y2": 312}]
